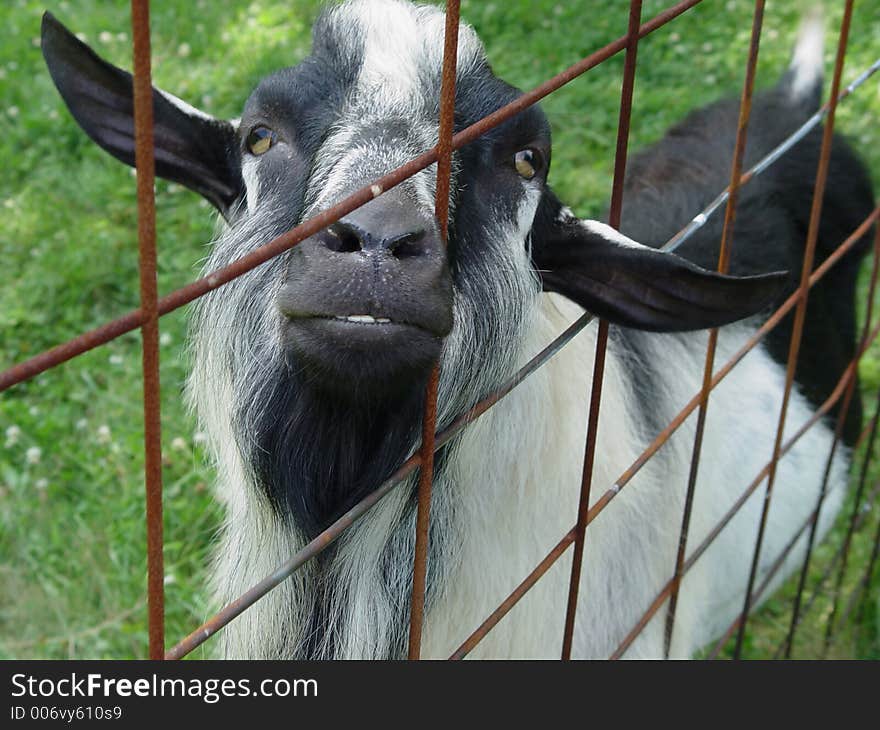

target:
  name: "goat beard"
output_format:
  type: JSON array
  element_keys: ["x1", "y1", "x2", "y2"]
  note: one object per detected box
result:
[{"x1": 238, "y1": 357, "x2": 432, "y2": 537}]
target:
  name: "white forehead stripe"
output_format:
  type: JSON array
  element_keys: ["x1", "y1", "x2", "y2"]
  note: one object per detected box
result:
[{"x1": 336, "y1": 0, "x2": 484, "y2": 110}]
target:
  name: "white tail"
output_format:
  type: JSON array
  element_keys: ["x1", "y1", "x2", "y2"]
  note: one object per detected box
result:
[{"x1": 787, "y1": 7, "x2": 825, "y2": 103}]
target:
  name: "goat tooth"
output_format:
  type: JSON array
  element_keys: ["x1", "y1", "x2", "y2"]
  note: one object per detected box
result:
[
  {"x1": 347, "y1": 315, "x2": 376, "y2": 324},
  {"x1": 375, "y1": 318, "x2": 391, "y2": 323}
]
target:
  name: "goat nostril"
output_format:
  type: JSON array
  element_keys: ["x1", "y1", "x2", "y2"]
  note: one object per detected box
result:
[
  {"x1": 325, "y1": 223, "x2": 363, "y2": 253},
  {"x1": 388, "y1": 229, "x2": 426, "y2": 259}
]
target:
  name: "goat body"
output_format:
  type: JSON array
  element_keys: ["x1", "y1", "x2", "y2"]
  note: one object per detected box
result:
[{"x1": 42, "y1": 1, "x2": 874, "y2": 658}]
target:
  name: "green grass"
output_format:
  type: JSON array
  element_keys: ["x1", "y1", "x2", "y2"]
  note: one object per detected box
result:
[{"x1": 1, "y1": 0, "x2": 878, "y2": 659}]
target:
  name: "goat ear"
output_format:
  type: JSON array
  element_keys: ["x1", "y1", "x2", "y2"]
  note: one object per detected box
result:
[
  {"x1": 530, "y1": 197, "x2": 787, "y2": 332},
  {"x1": 41, "y1": 12, "x2": 243, "y2": 217}
]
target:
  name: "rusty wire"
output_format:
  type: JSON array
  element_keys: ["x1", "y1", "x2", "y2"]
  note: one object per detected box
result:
[
  {"x1": 707, "y1": 494, "x2": 826, "y2": 659},
  {"x1": 448, "y1": 209, "x2": 879, "y2": 660},
  {"x1": 777, "y1": 355, "x2": 880, "y2": 659},
  {"x1": 0, "y1": 0, "x2": 707, "y2": 395},
  {"x1": 733, "y1": 0, "x2": 855, "y2": 659},
  {"x1": 589, "y1": 208, "x2": 879, "y2": 530},
  {"x1": 160, "y1": 0, "x2": 719, "y2": 660},
  {"x1": 773, "y1": 479, "x2": 880, "y2": 659},
  {"x1": 165, "y1": 309, "x2": 594, "y2": 660},
  {"x1": 848, "y1": 514, "x2": 880, "y2": 629},
  {"x1": 407, "y1": 0, "x2": 461, "y2": 661},
  {"x1": 823, "y1": 333, "x2": 880, "y2": 652},
  {"x1": 708, "y1": 435, "x2": 880, "y2": 659},
  {"x1": 130, "y1": 0, "x2": 164, "y2": 660},
  {"x1": 615, "y1": 306, "x2": 880, "y2": 659},
  {"x1": 783, "y1": 211, "x2": 880, "y2": 658},
  {"x1": 560, "y1": 0, "x2": 643, "y2": 662},
  {"x1": 664, "y1": 56, "x2": 880, "y2": 255},
  {"x1": 664, "y1": 0, "x2": 765, "y2": 659},
  {"x1": 163, "y1": 210, "x2": 880, "y2": 659},
  {"x1": 7, "y1": 0, "x2": 878, "y2": 660}
]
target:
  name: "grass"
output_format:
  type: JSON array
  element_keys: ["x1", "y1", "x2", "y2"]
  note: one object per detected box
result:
[{"x1": 0, "y1": 0, "x2": 878, "y2": 659}]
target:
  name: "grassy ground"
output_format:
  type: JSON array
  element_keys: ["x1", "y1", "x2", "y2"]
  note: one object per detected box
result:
[{"x1": 0, "y1": 0, "x2": 878, "y2": 659}]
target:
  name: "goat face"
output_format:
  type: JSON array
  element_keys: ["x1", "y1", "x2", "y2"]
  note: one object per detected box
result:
[
  {"x1": 40, "y1": 0, "x2": 786, "y2": 390},
  {"x1": 42, "y1": 0, "x2": 787, "y2": 533}
]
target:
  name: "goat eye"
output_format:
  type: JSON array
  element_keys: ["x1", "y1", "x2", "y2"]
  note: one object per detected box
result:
[
  {"x1": 514, "y1": 149, "x2": 539, "y2": 180},
  {"x1": 246, "y1": 126, "x2": 276, "y2": 155}
]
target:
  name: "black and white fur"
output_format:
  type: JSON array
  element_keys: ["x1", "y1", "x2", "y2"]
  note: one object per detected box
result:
[{"x1": 41, "y1": 1, "x2": 874, "y2": 658}]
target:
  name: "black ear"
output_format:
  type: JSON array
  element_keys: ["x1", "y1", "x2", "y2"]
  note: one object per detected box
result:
[
  {"x1": 41, "y1": 12, "x2": 243, "y2": 217},
  {"x1": 530, "y1": 193, "x2": 787, "y2": 332}
]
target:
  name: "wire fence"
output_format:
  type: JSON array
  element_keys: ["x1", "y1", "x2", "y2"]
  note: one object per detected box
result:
[{"x1": 2, "y1": 0, "x2": 879, "y2": 660}]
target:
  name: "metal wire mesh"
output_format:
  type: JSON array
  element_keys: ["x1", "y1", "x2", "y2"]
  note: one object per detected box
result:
[{"x1": 3, "y1": 0, "x2": 879, "y2": 660}]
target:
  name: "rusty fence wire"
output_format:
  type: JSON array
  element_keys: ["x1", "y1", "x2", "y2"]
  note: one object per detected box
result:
[{"x1": 2, "y1": 0, "x2": 880, "y2": 660}]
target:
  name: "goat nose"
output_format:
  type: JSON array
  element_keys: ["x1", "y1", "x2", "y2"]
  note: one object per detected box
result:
[
  {"x1": 313, "y1": 190, "x2": 440, "y2": 260},
  {"x1": 321, "y1": 220, "x2": 427, "y2": 258}
]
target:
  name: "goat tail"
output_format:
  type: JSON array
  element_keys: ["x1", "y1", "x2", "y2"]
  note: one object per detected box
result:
[{"x1": 778, "y1": 7, "x2": 825, "y2": 113}]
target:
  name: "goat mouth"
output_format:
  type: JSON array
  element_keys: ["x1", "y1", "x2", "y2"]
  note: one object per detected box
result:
[
  {"x1": 283, "y1": 311, "x2": 446, "y2": 337},
  {"x1": 281, "y1": 312, "x2": 446, "y2": 398},
  {"x1": 331, "y1": 314, "x2": 394, "y2": 325}
]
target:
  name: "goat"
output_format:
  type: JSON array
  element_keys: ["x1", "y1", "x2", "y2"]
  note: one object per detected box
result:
[{"x1": 41, "y1": 0, "x2": 874, "y2": 658}]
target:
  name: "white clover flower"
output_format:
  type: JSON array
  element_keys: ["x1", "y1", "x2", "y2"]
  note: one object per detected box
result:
[
  {"x1": 74, "y1": 32, "x2": 87, "y2": 43},
  {"x1": 108, "y1": 354, "x2": 124, "y2": 366},
  {"x1": 116, "y1": 32, "x2": 128, "y2": 43},
  {"x1": 5, "y1": 425, "x2": 21, "y2": 446},
  {"x1": 159, "y1": 332, "x2": 172, "y2": 347},
  {"x1": 171, "y1": 437, "x2": 187, "y2": 451},
  {"x1": 96, "y1": 425, "x2": 112, "y2": 444},
  {"x1": 7, "y1": 106, "x2": 20, "y2": 118},
  {"x1": 669, "y1": 32, "x2": 681, "y2": 43},
  {"x1": 701, "y1": 42, "x2": 713, "y2": 53},
  {"x1": 163, "y1": 573, "x2": 177, "y2": 586},
  {"x1": 28, "y1": 406, "x2": 38, "y2": 417},
  {"x1": 34, "y1": 478, "x2": 48, "y2": 491},
  {"x1": 177, "y1": 42, "x2": 191, "y2": 57},
  {"x1": 75, "y1": 418, "x2": 88, "y2": 431},
  {"x1": 193, "y1": 431, "x2": 208, "y2": 446},
  {"x1": 26, "y1": 446, "x2": 42, "y2": 464}
]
